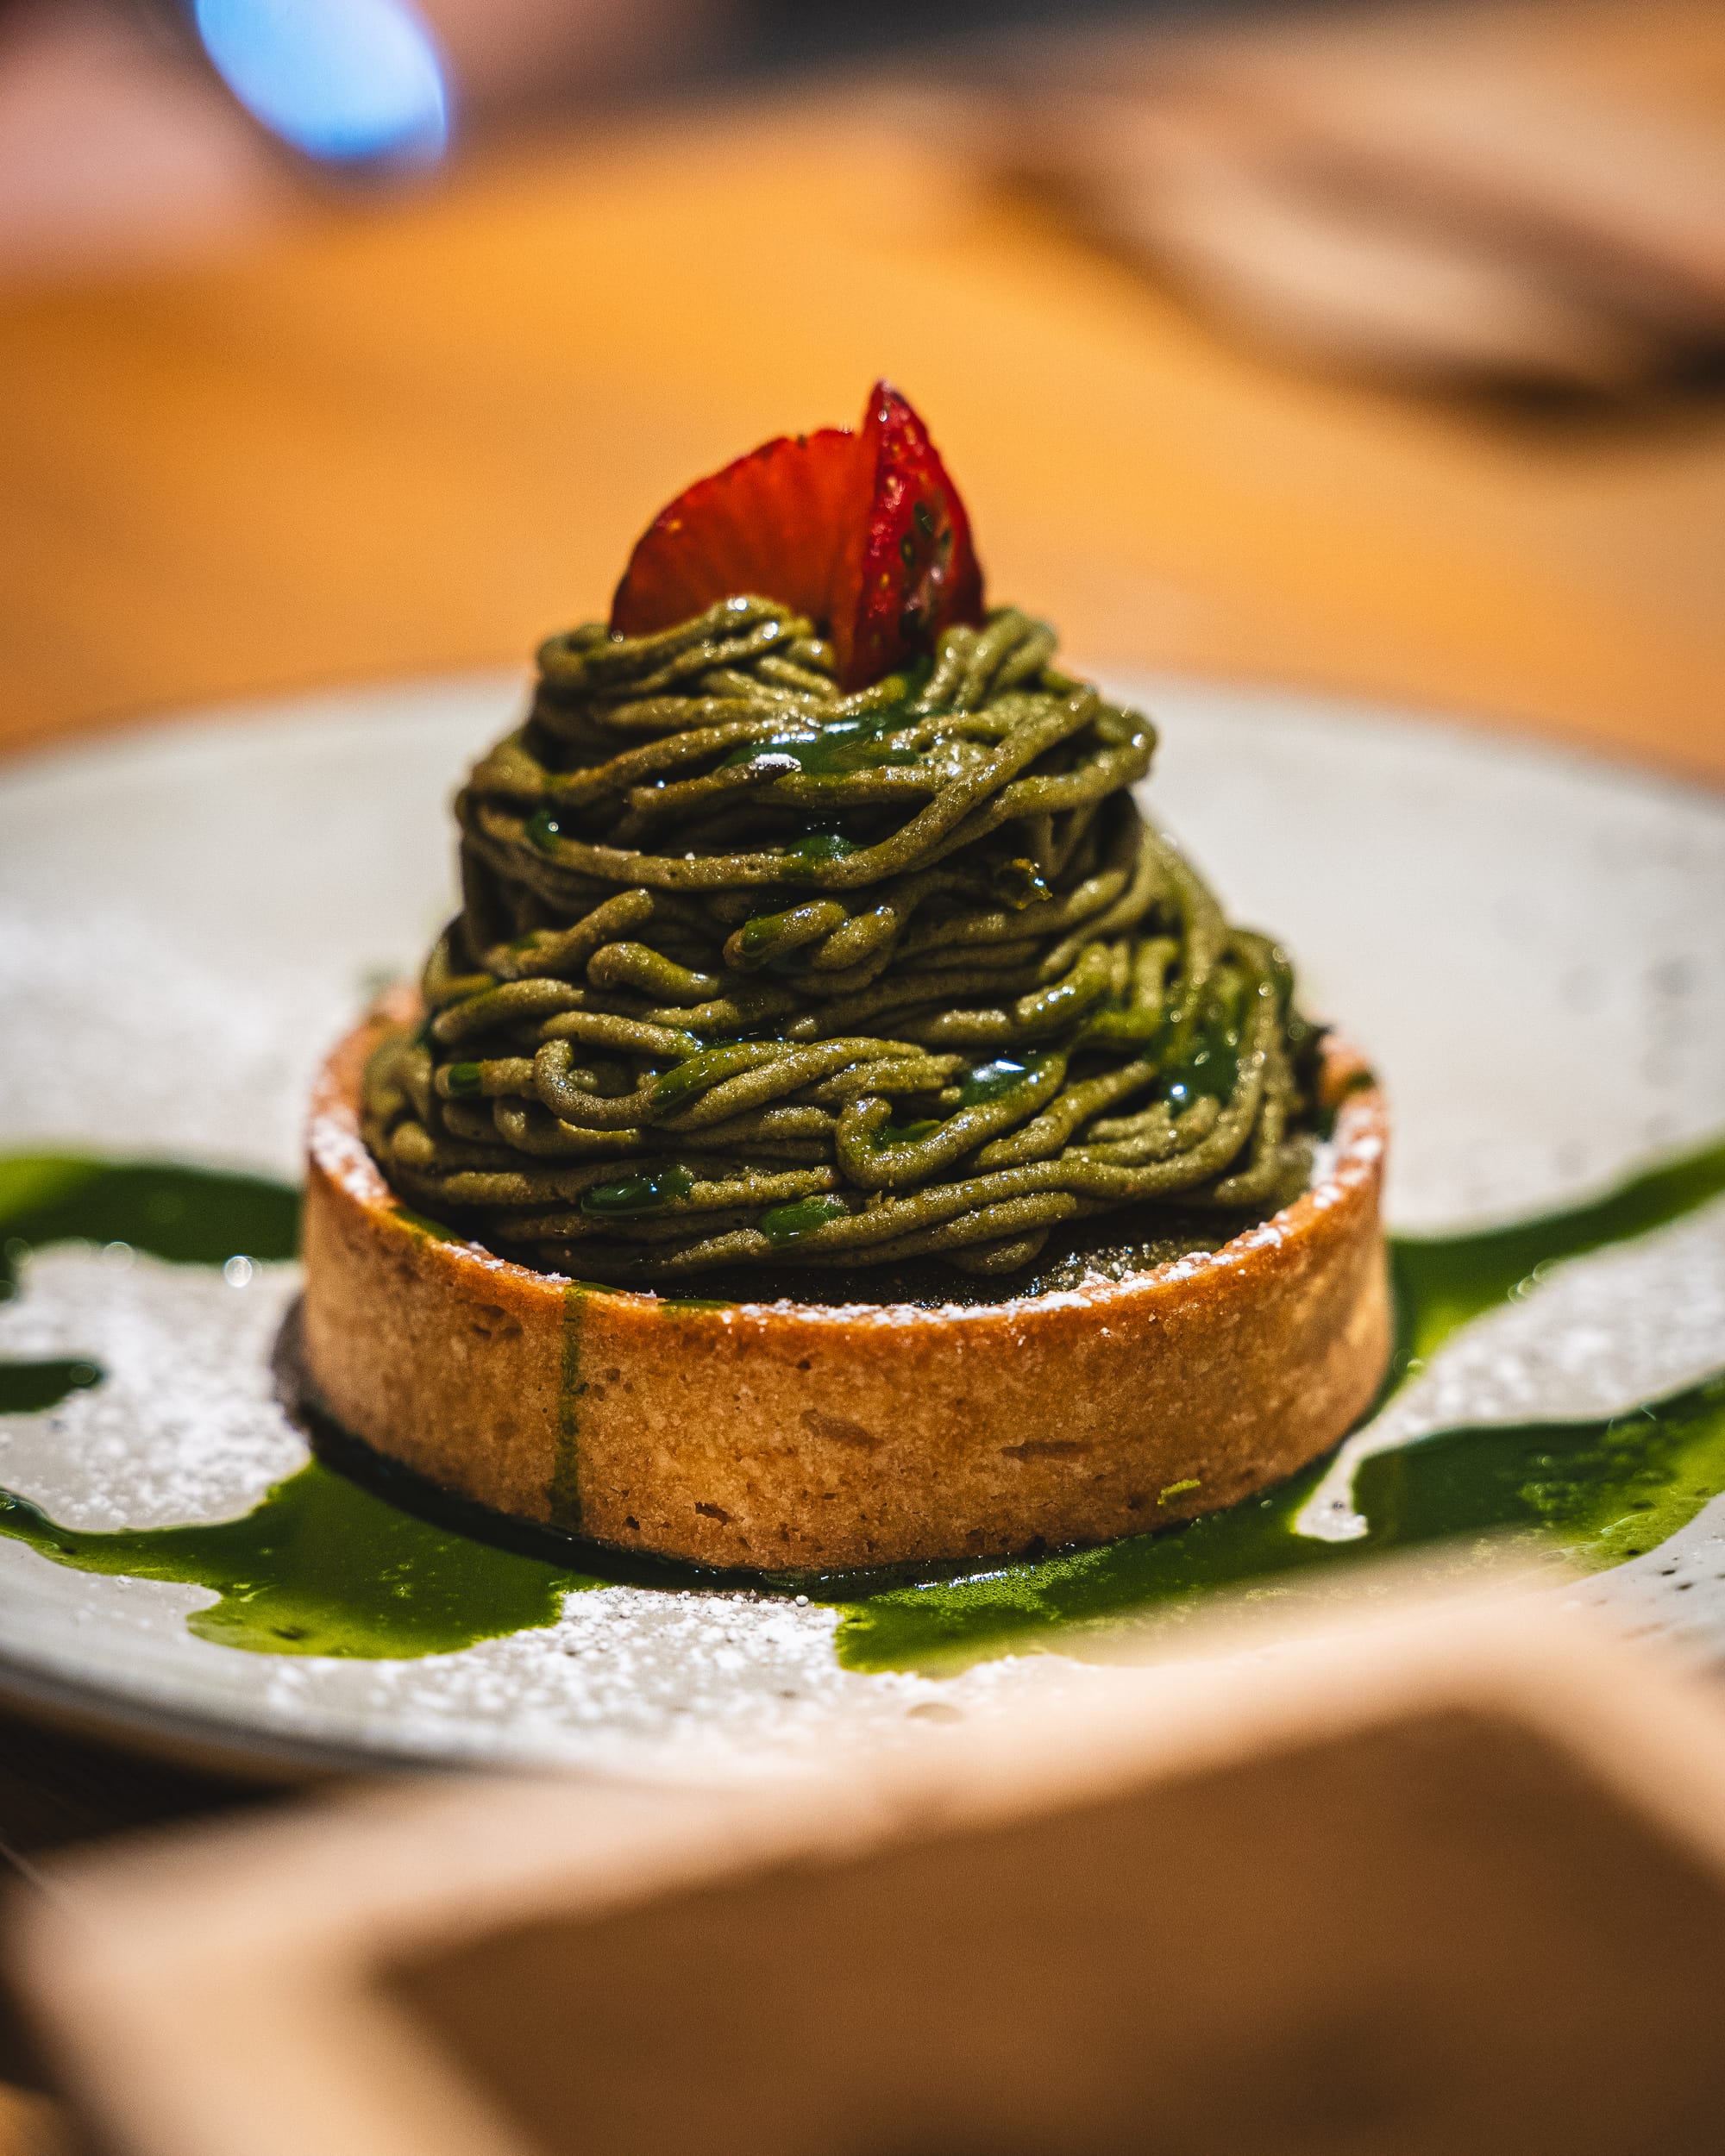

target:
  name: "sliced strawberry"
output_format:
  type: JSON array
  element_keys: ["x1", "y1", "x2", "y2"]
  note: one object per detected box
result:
[
  {"x1": 611, "y1": 427, "x2": 862, "y2": 637},
  {"x1": 830, "y1": 381, "x2": 985, "y2": 687},
  {"x1": 607, "y1": 384, "x2": 986, "y2": 687}
]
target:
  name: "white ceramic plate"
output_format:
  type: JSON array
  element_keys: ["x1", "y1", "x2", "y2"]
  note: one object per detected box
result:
[{"x1": 2, "y1": 674, "x2": 1722, "y2": 1777}]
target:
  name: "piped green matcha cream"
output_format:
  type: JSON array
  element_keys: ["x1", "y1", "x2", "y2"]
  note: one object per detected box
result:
[{"x1": 362, "y1": 599, "x2": 1323, "y2": 1286}]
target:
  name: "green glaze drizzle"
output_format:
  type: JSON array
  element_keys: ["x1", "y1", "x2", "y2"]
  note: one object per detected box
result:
[
  {"x1": 0, "y1": 1155, "x2": 300, "y2": 1291},
  {"x1": 2, "y1": 1138, "x2": 1724, "y2": 1672},
  {"x1": 581, "y1": 1163, "x2": 696, "y2": 1219},
  {"x1": 0, "y1": 1156, "x2": 593, "y2": 1657},
  {"x1": 718, "y1": 703, "x2": 926, "y2": 778},
  {"x1": 956, "y1": 1056, "x2": 1041, "y2": 1108},
  {"x1": 762, "y1": 1194, "x2": 850, "y2": 1244},
  {"x1": 0, "y1": 1359, "x2": 102, "y2": 1415},
  {"x1": 0, "y1": 1459, "x2": 589, "y2": 1658},
  {"x1": 1389, "y1": 1137, "x2": 1725, "y2": 1381}
]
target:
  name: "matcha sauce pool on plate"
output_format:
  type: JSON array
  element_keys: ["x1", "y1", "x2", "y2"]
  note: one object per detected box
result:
[{"x1": 2, "y1": 1141, "x2": 1723, "y2": 1670}]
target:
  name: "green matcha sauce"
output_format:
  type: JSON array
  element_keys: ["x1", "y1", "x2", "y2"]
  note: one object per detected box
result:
[
  {"x1": 1, "y1": 1139, "x2": 1723, "y2": 1671},
  {"x1": 0, "y1": 1458, "x2": 588, "y2": 1658},
  {"x1": 0, "y1": 1155, "x2": 593, "y2": 1656}
]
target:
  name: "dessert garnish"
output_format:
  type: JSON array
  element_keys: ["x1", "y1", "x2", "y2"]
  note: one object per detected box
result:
[{"x1": 363, "y1": 382, "x2": 1322, "y2": 1282}]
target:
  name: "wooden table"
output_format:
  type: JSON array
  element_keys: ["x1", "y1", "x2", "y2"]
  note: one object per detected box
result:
[
  {"x1": 1, "y1": 34, "x2": 1722, "y2": 2146},
  {"x1": 1, "y1": 75, "x2": 1722, "y2": 782}
]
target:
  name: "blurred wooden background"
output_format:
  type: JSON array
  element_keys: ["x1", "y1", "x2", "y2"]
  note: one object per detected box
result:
[{"x1": 0, "y1": 0, "x2": 1722, "y2": 784}]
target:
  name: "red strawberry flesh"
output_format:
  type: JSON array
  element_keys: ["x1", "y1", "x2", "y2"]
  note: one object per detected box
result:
[
  {"x1": 831, "y1": 381, "x2": 984, "y2": 687},
  {"x1": 611, "y1": 427, "x2": 862, "y2": 638},
  {"x1": 608, "y1": 383, "x2": 985, "y2": 688}
]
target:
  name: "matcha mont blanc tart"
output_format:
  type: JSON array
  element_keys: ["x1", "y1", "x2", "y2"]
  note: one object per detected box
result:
[{"x1": 303, "y1": 382, "x2": 1389, "y2": 1572}]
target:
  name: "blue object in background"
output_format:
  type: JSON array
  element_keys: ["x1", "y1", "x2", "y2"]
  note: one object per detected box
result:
[{"x1": 193, "y1": 0, "x2": 450, "y2": 166}]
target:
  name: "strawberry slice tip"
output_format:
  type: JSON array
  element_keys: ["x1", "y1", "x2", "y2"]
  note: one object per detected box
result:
[{"x1": 831, "y1": 380, "x2": 985, "y2": 689}]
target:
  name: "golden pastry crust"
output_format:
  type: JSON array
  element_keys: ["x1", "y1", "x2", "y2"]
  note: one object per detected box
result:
[{"x1": 301, "y1": 997, "x2": 1390, "y2": 1571}]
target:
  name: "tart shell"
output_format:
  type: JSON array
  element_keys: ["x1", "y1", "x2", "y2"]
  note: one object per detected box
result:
[{"x1": 301, "y1": 1001, "x2": 1391, "y2": 1572}]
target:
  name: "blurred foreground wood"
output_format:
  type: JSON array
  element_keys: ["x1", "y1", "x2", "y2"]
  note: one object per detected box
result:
[
  {"x1": 19, "y1": 1597, "x2": 1725, "y2": 2156},
  {"x1": 0, "y1": 0, "x2": 1722, "y2": 781},
  {"x1": 0, "y1": 2084, "x2": 63, "y2": 2156},
  {"x1": 0, "y1": 1702, "x2": 273, "y2": 2147}
]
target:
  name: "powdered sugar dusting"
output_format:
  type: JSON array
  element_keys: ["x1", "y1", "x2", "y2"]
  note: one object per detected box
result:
[{"x1": 308, "y1": 1101, "x2": 383, "y2": 1205}]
